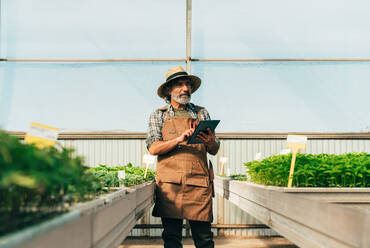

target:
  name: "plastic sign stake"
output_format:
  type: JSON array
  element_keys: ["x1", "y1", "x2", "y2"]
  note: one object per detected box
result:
[
  {"x1": 219, "y1": 157, "x2": 228, "y2": 175},
  {"x1": 286, "y1": 135, "x2": 307, "y2": 187},
  {"x1": 143, "y1": 154, "x2": 156, "y2": 178},
  {"x1": 254, "y1": 152, "x2": 263, "y2": 161},
  {"x1": 24, "y1": 122, "x2": 59, "y2": 149},
  {"x1": 117, "y1": 170, "x2": 126, "y2": 187}
]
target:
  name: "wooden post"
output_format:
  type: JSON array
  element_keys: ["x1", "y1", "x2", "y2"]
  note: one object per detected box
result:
[
  {"x1": 287, "y1": 147, "x2": 299, "y2": 188},
  {"x1": 286, "y1": 135, "x2": 307, "y2": 188}
]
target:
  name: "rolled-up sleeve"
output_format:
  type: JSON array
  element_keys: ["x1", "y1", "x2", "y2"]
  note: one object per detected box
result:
[{"x1": 146, "y1": 110, "x2": 163, "y2": 150}]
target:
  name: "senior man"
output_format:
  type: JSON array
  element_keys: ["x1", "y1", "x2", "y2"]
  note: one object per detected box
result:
[{"x1": 146, "y1": 66, "x2": 220, "y2": 248}]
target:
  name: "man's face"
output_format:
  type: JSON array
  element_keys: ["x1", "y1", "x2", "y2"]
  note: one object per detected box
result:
[{"x1": 169, "y1": 78, "x2": 192, "y2": 104}]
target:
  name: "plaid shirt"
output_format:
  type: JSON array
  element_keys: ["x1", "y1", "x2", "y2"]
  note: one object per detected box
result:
[{"x1": 146, "y1": 103, "x2": 220, "y2": 150}]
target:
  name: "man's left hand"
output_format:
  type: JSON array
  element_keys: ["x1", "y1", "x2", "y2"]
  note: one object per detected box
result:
[{"x1": 197, "y1": 128, "x2": 216, "y2": 146}]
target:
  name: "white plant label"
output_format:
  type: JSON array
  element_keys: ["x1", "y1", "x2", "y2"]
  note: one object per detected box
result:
[
  {"x1": 24, "y1": 122, "x2": 59, "y2": 149},
  {"x1": 220, "y1": 157, "x2": 228, "y2": 164},
  {"x1": 143, "y1": 154, "x2": 156, "y2": 165},
  {"x1": 143, "y1": 154, "x2": 156, "y2": 178},
  {"x1": 28, "y1": 125, "x2": 59, "y2": 140},
  {"x1": 219, "y1": 157, "x2": 228, "y2": 175},
  {"x1": 118, "y1": 170, "x2": 126, "y2": 180},
  {"x1": 287, "y1": 135, "x2": 307, "y2": 144},
  {"x1": 254, "y1": 152, "x2": 263, "y2": 161}
]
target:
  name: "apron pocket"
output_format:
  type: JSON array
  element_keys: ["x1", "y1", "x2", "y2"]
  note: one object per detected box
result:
[
  {"x1": 183, "y1": 176, "x2": 210, "y2": 202},
  {"x1": 157, "y1": 172, "x2": 182, "y2": 203},
  {"x1": 185, "y1": 176, "x2": 209, "y2": 187},
  {"x1": 158, "y1": 172, "x2": 182, "y2": 184}
]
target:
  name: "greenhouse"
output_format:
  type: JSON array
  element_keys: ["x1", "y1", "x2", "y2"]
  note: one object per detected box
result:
[{"x1": 1, "y1": 1, "x2": 369, "y2": 248}]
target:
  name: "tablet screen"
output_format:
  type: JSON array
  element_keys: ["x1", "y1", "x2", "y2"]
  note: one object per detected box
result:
[{"x1": 187, "y1": 120, "x2": 220, "y2": 144}]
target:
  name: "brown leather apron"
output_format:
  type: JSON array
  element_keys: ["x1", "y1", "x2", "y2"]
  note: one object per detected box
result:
[{"x1": 152, "y1": 108, "x2": 214, "y2": 222}]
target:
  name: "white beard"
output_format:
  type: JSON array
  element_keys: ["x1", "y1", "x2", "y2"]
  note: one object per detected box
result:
[{"x1": 172, "y1": 93, "x2": 191, "y2": 105}]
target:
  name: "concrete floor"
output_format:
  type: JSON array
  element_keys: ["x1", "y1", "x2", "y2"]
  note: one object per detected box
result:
[{"x1": 120, "y1": 237, "x2": 298, "y2": 248}]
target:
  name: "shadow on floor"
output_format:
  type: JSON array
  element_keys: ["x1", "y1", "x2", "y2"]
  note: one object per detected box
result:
[{"x1": 120, "y1": 237, "x2": 298, "y2": 248}]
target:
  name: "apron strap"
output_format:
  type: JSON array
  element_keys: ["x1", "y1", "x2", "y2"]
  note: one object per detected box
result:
[{"x1": 196, "y1": 106, "x2": 203, "y2": 120}]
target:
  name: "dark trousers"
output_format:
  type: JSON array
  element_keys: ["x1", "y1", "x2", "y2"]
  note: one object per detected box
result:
[{"x1": 161, "y1": 217, "x2": 214, "y2": 248}]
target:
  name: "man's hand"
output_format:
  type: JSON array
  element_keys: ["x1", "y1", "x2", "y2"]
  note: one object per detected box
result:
[
  {"x1": 149, "y1": 128, "x2": 195, "y2": 155},
  {"x1": 176, "y1": 128, "x2": 195, "y2": 143},
  {"x1": 197, "y1": 128, "x2": 215, "y2": 146},
  {"x1": 197, "y1": 128, "x2": 219, "y2": 155}
]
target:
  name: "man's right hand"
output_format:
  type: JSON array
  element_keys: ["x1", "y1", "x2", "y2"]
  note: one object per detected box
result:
[
  {"x1": 149, "y1": 128, "x2": 195, "y2": 155},
  {"x1": 176, "y1": 128, "x2": 195, "y2": 143}
]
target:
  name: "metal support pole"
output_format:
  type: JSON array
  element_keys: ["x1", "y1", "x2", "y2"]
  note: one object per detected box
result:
[
  {"x1": 191, "y1": 58, "x2": 370, "y2": 62},
  {"x1": 185, "y1": 0, "x2": 192, "y2": 237},
  {"x1": 2, "y1": 58, "x2": 186, "y2": 62},
  {"x1": 3, "y1": 58, "x2": 370, "y2": 63},
  {"x1": 186, "y1": 0, "x2": 192, "y2": 73},
  {"x1": 0, "y1": 0, "x2": 2, "y2": 57}
]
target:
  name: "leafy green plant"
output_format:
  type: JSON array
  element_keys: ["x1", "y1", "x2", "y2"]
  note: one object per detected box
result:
[
  {"x1": 244, "y1": 153, "x2": 370, "y2": 187},
  {"x1": 229, "y1": 174, "x2": 248, "y2": 181},
  {"x1": 89, "y1": 163, "x2": 155, "y2": 187},
  {"x1": 0, "y1": 130, "x2": 104, "y2": 235}
]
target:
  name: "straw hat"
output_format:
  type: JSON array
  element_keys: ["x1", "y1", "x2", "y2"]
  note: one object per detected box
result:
[{"x1": 157, "y1": 66, "x2": 201, "y2": 99}]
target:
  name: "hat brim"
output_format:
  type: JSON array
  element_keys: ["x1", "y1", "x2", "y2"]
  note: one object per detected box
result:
[{"x1": 157, "y1": 74, "x2": 201, "y2": 99}]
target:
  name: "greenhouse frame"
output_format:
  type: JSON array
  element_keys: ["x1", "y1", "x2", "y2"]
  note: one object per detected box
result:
[{"x1": 1, "y1": 1, "x2": 370, "y2": 248}]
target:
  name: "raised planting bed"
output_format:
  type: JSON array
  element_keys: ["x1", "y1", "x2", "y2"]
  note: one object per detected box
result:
[
  {"x1": 0, "y1": 130, "x2": 155, "y2": 248},
  {"x1": 88, "y1": 164, "x2": 156, "y2": 220},
  {"x1": 215, "y1": 176, "x2": 370, "y2": 248},
  {"x1": 0, "y1": 181, "x2": 154, "y2": 248}
]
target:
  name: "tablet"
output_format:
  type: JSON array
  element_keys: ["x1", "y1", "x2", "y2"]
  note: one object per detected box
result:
[{"x1": 187, "y1": 120, "x2": 220, "y2": 144}]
